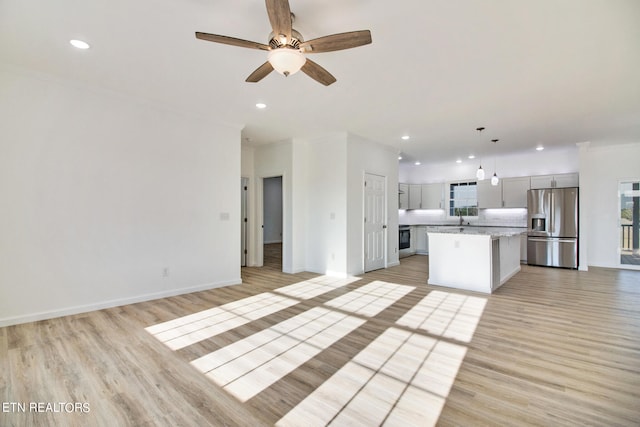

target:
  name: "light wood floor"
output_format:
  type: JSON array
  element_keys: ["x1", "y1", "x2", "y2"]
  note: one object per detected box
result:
[{"x1": 1, "y1": 256, "x2": 639, "y2": 426}]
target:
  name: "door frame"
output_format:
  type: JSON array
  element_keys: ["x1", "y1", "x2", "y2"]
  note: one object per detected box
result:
[
  {"x1": 241, "y1": 177, "x2": 248, "y2": 267},
  {"x1": 363, "y1": 172, "x2": 387, "y2": 273},
  {"x1": 257, "y1": 174, "x2": 286, "y2": 271},
  {"x1": 618, "y1": 178, "x2": 640, "y2": 270}
]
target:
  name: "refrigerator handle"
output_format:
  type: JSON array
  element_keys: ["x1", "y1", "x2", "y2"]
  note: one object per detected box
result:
[
  {"x1": 528, "y1": 238, "x2": 575, "y2": 243},
  {"x1": 549, "y1": 191, "x2": 554, "y2": 234}
]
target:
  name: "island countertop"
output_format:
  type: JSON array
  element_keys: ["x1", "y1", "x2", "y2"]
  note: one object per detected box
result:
[{"x1": 428, "y1": 226, "x2": 526, "y2": 237}]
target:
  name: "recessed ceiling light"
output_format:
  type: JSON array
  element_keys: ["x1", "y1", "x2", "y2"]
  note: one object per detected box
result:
[
  {"x1": 468, "y1": 155, "x2": 475, "y2": 159},
  {"x1": 414, "y1": 161, "x2": 421, "y2": 166},
  {"x1": 456, "y1": 159, "x2": 462, "y2": 164},
  {"x1": 255, "y1": 103, "x2": 267, "y2": 109},
  {"x1": 398, "y1": 155, "x2": 403, "y2": 160},
  {"x1": 536, "y1": 146, "x2": 544, "y2": 151},
  {"x1": 401, "y1": 135, "x2": 410, "y2": 140},
  {"x1": 69, "y1": 39, "x2": 90, "y2": 49}
]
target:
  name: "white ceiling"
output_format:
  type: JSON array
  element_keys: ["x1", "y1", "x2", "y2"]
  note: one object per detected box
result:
[{"x1": 2, "y1": 0, "x2": 639, "y2": 167}]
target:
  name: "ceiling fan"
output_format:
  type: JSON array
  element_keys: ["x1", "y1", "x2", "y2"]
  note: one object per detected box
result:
[{"x1": 195, "y1": 0, "x2": 372, "y2": 86}]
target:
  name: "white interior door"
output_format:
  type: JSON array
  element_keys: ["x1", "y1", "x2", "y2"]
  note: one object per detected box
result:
[{"x1": 364, "y1": 173, "x2": 386, "y2": 272}]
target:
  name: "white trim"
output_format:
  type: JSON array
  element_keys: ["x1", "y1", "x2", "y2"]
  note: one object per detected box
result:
[
  {"x1": 617, "y1": 178, "x2": 640, "y2": 271},
  {"x1": 0, "y1": 278, "x2": 242, "y2": 327}
]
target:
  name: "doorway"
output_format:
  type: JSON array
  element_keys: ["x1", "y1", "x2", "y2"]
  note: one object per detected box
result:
[
  {"x1": 364, "y1": 173, "x2": 386, "y2": 272},
  {"x1": 263, "y1": 176, "x2": 283, "y2": 270},
  {"x1": 620, "y1": 180, "x2": 640, "y2": 268}
]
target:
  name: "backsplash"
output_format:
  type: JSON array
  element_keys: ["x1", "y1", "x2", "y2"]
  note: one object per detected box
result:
[
  {"x1": 477, "y1": 209, "x2": 527, "y2": 227},
  {"x1": 399, "y1": 208, "x2": 527, "y2": 227}
]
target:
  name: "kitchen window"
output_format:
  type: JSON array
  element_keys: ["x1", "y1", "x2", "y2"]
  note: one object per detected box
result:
[{"x1": 450, "y1": 182, "x2": 478, "y2": 216}]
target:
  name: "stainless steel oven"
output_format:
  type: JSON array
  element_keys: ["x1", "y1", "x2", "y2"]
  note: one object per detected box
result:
[{"x1": 399, "y1": 226, "x2": 410, "y2": 250}]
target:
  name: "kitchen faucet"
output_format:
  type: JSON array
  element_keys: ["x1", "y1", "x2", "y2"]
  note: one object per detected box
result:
[{"x1": 459, "y1": 213, "x2": 464, "y2": 226}]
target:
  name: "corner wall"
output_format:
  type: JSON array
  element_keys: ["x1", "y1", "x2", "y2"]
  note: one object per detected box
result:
[
  {"x1": 302, "y1": 134, "x2": 348, "y2": 276},
  {"x1": 579, "y1": 142, "x2": 640, "y2": 269},
  {"x1": 0, "y1": 68, "x2": 241, "y2": 326}
]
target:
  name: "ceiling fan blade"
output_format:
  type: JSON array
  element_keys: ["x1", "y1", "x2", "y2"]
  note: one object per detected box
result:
[
  {"x1": 195, "y1": 32, "x2": 270, "y2": 51},
  {"x1": 300, "y1": 30, "x2": 372, "y2": 53},
  {"x1": 301, "y1": 59, "x2": 337, "y2": 86},
  {"x1": 265, "y1": 0, "x2": 292, "y2": 41},
  {"x1": 246, "y1": 62, "x2": 274, "y2": 83}
]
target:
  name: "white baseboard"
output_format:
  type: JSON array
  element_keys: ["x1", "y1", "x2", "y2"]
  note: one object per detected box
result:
[{"x1": 0, "y1": 278, "x2": 242, "y2": 328}]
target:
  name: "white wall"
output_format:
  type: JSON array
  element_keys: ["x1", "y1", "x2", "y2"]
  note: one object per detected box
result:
[
  {"x1": 347, "y1": 133, "x2": 400, "y2": 275},
  {"x1": 247, "y1": 132, "x2": 399, "y2": 277},
  {"x1": 579, "y1": 142, "x2": 640, "y2": 269},
  {"x1": 302, "y1": 134, "x2": 349, "y2": 276},
  {"x1": 0, "y1": 68, "x2": 241, "y2": 326},
  {"x1": 400, "y1": 145, "x2": 579, "y2": 183}
]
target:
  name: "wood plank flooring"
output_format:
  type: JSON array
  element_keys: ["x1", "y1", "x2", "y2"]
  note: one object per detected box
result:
[{"x1": 1, "y1": 256, "x2": 639, "y2": 426}]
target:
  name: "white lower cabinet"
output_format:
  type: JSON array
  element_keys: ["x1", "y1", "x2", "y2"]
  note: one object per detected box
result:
[
  {"x1": 520, "y1": 234, "x2": 527, "y2": 263},
  {"x1": 414, "y1": 226, "x2": 428, "y2": 254}
]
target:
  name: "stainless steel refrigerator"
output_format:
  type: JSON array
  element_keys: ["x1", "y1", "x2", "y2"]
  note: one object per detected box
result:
[{"x1": 527, "y1": 187, "x2": 579, "y2": 269}]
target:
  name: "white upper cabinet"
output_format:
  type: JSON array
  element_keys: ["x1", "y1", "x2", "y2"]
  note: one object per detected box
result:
[
  {"x1": 530, "y1": 173, "x2": 578, "y2": 189},
  {"x1": 399, "y1": 183, "x2": 409, "y2": 209},
  {"x1": 408, "y1": 184, "x2": 422, "y2": 209},
  {"x1": 478, "y1": 176, "x2": 530, "y2": 208},
  {"x1": 502, "y1": 177, "x2": 531, "y2": 208},
  {"x1": 399, "y1": 183, "x2": 444, "y2": 209},
  {"x1": 553, "y1": 173, "x2": 579, "y2": 188},
  {"x1": 477, "y1": 180, "x2": 503, "y2": 209},
  {"x1": 420, "y1": 183, "x2": 444, "y2": 209}
]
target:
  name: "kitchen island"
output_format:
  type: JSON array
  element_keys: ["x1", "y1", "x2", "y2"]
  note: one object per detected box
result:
[{"x1": 427, "y1": 227, "x2": 525, "y2": 293}]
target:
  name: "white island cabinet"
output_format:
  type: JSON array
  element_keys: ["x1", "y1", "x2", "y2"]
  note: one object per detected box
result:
[{"x1": 427, "y1": 227, "x2": 524, "y2": 293}]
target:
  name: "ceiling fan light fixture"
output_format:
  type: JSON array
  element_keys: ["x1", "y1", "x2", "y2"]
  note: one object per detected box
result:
[{"x1": 268, "y1": 48, "x2": 306, "y2": 76}]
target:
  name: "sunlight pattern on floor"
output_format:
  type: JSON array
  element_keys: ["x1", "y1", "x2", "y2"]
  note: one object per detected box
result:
[
  {"x1": 145, "y1": 292, "x2": 299, "y2": 350},
  {"x1": 191, "y1": 307, "x2": 366, "y2": 402},
  {"x1": 324, "y1": 281, "x2": 415, "y2": 317},
  {"x1": 189, "y1": 280, "x2": 416, "y2": 402},
  {"x1": 146, "y1": 275, "x2": 358, "y2": 350},
  {"x1": 275, "y1": 276, "x2": 362, "y2": 299},
  {"x1": 396, "y1": 290, "x2": 487, "y2": 343},
  {"x1": 276, "y1": 327, "x2": 467, "y2": 426}
]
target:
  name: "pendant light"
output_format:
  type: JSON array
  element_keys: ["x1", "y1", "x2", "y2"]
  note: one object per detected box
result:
[
  {"x1": 475, "y1": 127, "x2": 485, "y2": 180},
  {"x1": 491, "y1": 139, "x2": 499, "y2": 186}
]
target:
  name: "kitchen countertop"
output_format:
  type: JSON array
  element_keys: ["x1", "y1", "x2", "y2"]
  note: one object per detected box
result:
[{"x1": 427, "y1": 226, "x2": 526, "y2": 237}]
